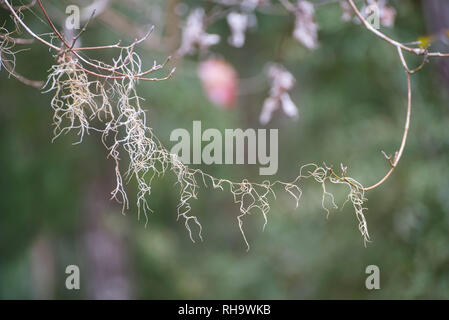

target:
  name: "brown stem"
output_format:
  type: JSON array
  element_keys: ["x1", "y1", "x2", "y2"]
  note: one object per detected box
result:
[{"x1": 362, "y1": 65, "x2": 411, "y2": 191}]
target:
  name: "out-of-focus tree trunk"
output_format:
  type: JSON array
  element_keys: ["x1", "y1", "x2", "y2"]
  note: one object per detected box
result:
[
  {"x1": 82, "y1": 178, "x2": 134, "y2": 300},
  {"x1": 166, "y1": 0, "x2": 181, "y2": 52},
  {"x1": 30, "y1": 235, "x2": 55, "y2": 299},
  {"x1": 423, "y1": 0, "x2": 449, "y2": 87}
]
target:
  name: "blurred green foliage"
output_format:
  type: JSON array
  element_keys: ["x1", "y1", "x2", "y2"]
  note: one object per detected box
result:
[{"x1": 1, "y1": 0, "x2": 449, "y2": 299}]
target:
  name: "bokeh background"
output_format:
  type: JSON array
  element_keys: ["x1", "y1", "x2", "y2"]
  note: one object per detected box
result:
[{"x1": 1, "y1": 0, "x2": 449, "y2": 299}]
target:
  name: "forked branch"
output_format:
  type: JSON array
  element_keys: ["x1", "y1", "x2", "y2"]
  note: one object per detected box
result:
[{"x1": 343, "y1": 0, "x2": 446, "y2": 191}]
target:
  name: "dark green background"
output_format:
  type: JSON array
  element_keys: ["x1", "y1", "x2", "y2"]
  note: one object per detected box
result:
[{"x1": 1, "y1": 0, "x2": 449, "y2": 299}]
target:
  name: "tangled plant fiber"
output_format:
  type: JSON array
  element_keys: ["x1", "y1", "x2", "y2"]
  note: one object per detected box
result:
[{"x1": 41, "y1": 49, "x2": 370, "y2": 250}]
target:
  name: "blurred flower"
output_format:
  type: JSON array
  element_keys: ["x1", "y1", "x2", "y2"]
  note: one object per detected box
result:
[
  {"x1": 339, "y1": 1, "x2": 352, "y2": 22},
  {"x1": 217, "y1": 0, "x2": 267, "y2": 11},
  {"x1": 241, "y1": 0, "x2": 265, "y2": 11},
  {"x1": 260, "y1": 64, "x2": 298, "y2": 125},
  {"x1": 198, "y1": 58, "x2": 238, "y2": 109},
  {"x1": 178, "y1": 8, "x2": 220, "y2": 56},
  {"x1": 293, "y1": 0, "x2": 319, "y2": 50},
  {"x1": 227, "y1": 12, "x2": 249, "y2": 48},
  {"x1": 378, "y1": 0, "x2": 396, "y2": 28}
]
